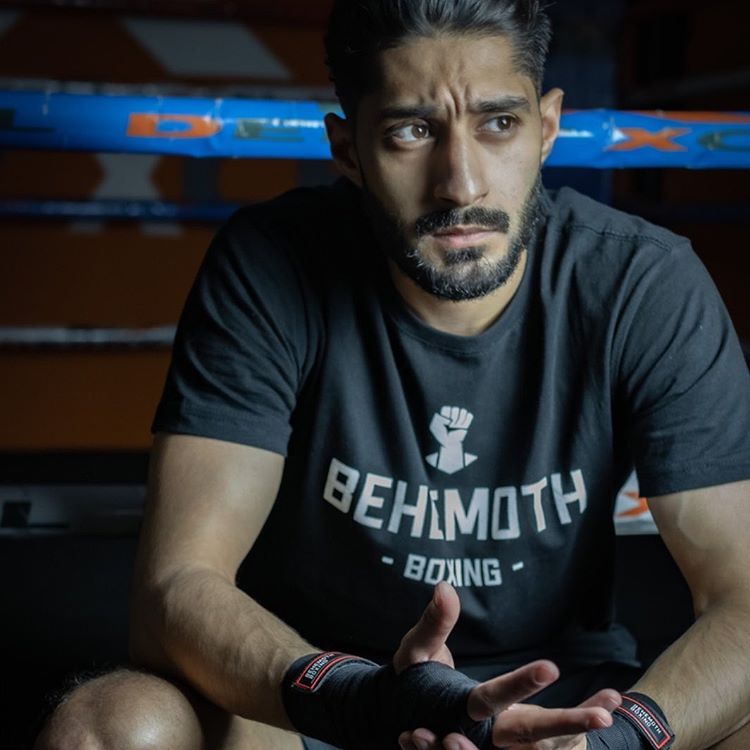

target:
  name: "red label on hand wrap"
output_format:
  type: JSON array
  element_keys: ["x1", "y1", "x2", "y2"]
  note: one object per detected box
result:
[
  {"x1": 291, "y1": 652, "x2": 371, "y2": 693},
  {"x1": 614, "y1": 693, "x2": 675, "y2": 749}
]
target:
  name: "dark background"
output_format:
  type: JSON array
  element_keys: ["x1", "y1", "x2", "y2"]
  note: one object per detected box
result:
[{"x1": 1, "y1": 0, "x2": 746, "y2": 746}]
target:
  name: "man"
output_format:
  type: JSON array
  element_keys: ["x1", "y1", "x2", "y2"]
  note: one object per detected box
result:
[{"x1": 35, "y1": 1, "x2": 750, "y2": 749}]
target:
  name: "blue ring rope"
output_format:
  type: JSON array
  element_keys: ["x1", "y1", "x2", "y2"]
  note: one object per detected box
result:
[{"x1": 1, "y1": 91, "x2": 749, "y2": 168}]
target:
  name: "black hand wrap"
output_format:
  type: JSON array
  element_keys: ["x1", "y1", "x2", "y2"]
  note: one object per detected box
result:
[
  {"x1": 587, "y1": 692, "x2": 675, "y2": 750},
  {"x1": 281, "y1": 652, "x2": 494, "y2": 750}
]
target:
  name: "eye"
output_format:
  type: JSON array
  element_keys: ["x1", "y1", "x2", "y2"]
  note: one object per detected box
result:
[
  {"x1": 389, "y1": 122, "x2": 432, "y2": 143},
  {"x1": 483, "y1": 115, "x2": 519, "y2": 134}
]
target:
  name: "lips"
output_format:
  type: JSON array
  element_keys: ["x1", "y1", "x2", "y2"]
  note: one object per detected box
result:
[
  {"x1": 430, "y1": 226, "x2": 497, "y2": 248},
  {"x1": 432, "y1": 225, "x2": 494, "y2": 237}
]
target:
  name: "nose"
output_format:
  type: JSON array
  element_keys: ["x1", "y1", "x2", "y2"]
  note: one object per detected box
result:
[{"x1": 431, "y1": 131, "x2": 489, "y2": 207}]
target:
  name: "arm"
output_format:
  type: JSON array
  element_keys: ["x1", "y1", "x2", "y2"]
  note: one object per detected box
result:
[
  {"x1": 400, "y1": 478, "x2": 750, "y2": 750},
  {"x1": 129, "y1": 432, "x2": 314, "y2": 728},
  {"x1": 632, "y1": 478, "x2": 750, "y2": 749},
  {"x1": 130, "y1": 434, "x2": 617, "y2": 746}
]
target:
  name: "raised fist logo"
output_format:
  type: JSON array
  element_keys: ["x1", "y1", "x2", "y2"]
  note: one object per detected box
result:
[{"x1": 426, "y1": 406, "x2": 478, "y2": 475}]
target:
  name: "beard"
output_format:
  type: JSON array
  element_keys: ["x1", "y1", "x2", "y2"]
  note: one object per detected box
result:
[{"x1": 361, "y1": 174, "x2": 544, "y2": 301}]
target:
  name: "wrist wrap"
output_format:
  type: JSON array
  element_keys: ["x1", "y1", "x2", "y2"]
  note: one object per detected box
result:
[
  {"x1": 281, "y1": 651, "x2": 494, "y2": 750},
  {"x1": 587, "y1": 692, "x2": 675, "y2": 750}
]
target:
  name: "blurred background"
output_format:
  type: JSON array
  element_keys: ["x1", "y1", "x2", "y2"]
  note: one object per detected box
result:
[{"x1": 0, "y1": 0, "x2": 747, "y2": 745}]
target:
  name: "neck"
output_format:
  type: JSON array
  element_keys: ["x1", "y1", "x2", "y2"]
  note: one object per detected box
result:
[{"x1": 388, "y1": 250, "x2": 528, "y2": 337}]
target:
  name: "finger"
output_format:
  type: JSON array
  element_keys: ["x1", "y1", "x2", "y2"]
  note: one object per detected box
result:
[
  {"x1": 578, "y1": 688, "x2": 622, "y2": 713},
  {"x1": 467, "y1": 660, "x2": 560, "y2": 720},
  {"x1": 441, "y1": 733, "x2": 479, "y2": 750},
  {"x1": 399, "y1": 729, "x2": 441, "y2": 750},
  {"x1": 398, "y1": 733, "x2": 422, "y2": 750},
  {"x1": 524, "y1": 735, "x2": 587, "y2": 750},
  {"x1": 393, "y1": 582, "x2": 459, "y2": 673},
  {"x1": 492, "y1": 703, "x2": 614, "y2": 745}
]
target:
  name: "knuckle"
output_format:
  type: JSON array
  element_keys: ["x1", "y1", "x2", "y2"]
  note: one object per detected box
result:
[
  {"x1": 511, "y1": 721, "x2": 536, "y2": 745},
  {"x1": 500, "y1": 669, "x2": 536, "y2": 697},
  {"x1": 469, "y1": 687, "x2": 495, "y2": 720},
  {"x1": 397, "y1": 627, "x2": 418, "y2": 651}
]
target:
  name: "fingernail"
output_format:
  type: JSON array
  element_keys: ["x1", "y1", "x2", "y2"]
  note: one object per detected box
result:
[
  {"x1": 433, "y1": 581, "x2": 448, "y2": 606},
  {"x1": 532, "y1": 661, "x2": 559, "y2": 685},
  {"x1": 532, "y1": 668, "x2": 550, "y2": 685},
  {"x1": 587, "y1": 711, "x2": 612, "y2": 730},
  {"x1": 413, "y1": 739, "x2": 429, "y2": 750},
  {"x1": 444, "y1": 740, "x2": 460, "y2": 750}
]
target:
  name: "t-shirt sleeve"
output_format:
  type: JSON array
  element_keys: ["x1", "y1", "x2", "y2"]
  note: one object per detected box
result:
[
  {"x1": 614, "y1": 240, "x2": 750, "y2": 496},
  {"x1": 152, "y1": 207, "x2": 319, "y2": 455}
]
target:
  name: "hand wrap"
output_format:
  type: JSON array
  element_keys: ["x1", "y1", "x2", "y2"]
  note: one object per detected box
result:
[
  {"x1": 587, "y1": 692, "x2": 675, "y2": 750},
  {"x1": 281, "y1": 651, "x2": 494, "y2": 750}
]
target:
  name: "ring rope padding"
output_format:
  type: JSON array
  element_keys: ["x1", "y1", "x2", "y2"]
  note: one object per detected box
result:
[{"x1": 1, "y1": 91, "x2": 749, "y2": 168}]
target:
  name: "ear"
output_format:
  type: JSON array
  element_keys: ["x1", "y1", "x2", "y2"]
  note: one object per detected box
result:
[
  {"x1": 538, "y1": 87, "x2": 564, "y2": 165},
  {"x1": 325, "y1": 113, "x2": 363, "y2": 187}
]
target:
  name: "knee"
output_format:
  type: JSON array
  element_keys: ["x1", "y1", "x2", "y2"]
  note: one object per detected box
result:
[{"x1": 33, "y1": 669, "x2": 205, "y2": 750}]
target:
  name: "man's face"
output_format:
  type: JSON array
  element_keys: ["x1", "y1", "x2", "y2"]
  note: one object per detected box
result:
[{"x1": 336, "y1": 34, "x2": 561, "y2": 301}]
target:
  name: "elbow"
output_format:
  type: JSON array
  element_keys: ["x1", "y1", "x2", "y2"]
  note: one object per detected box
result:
[
  {"x1": 128, "y1": 575, "x2": 174, "y2": 672},
  {"x1": 691, "y1": 588, "x2": 750, "y2": 622},
  {"x1": 127, "y1": 564, "x2": 222, "y2": 673}
]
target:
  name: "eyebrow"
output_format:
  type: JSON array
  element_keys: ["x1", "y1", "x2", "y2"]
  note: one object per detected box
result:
[{"x1": 377, "y1": 95, "x2": 531, "y2": 121}]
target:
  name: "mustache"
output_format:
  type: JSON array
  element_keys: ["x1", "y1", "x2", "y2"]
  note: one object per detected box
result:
[{"x1": 414, "y1": 206, "x2": 511, "y2": 238}]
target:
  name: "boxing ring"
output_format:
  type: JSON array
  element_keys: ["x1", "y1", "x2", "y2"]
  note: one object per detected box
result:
[
  {"x1": 1, "y1": 89, "x2": 749, "y2": 537},
  {"x1": 3, "y1": 92, "x2": 750, "y2": 166}
]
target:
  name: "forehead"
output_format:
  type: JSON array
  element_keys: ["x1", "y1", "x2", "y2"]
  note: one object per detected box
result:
[{"x1": 368, "y1": 33, "x2": 534, "y2": 107}]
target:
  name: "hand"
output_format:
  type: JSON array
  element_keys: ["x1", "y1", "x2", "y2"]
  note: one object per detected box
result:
[
  {"x1": 394, "y1": 582, "x2": 621, "y2": 750},
  {"x1": 430, "y1": 407, "x2": 474, "y2": 446}
]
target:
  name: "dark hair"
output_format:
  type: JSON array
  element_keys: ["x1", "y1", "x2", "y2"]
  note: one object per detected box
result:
[{"x1": 324, "y1": 0, "x2": 553, "y2": 117}]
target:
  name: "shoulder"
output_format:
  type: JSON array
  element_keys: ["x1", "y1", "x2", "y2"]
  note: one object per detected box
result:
[
  {"x1": 539, "y1": 186, "x2": 704, "y2": 293},
  {"x1": 534, "y1": 188, "x2": 719, "y2": 335},
  {"x1": 545, "y1": 186, "x2": 688, "y2": 256},
  {"x1": 224, "y1": 178, "x2": 360, "y2": 255},
  {"x1": 199, "y1": 179, "x2": 363, "y2": 298}
]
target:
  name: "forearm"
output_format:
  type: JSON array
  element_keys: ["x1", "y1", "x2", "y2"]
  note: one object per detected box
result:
[
  {"x1": 632, "y1": 597, "x2": 750, "y2": 749},
  {"x1": 130, "y1": 564, "x2": 314, "y2": 727}
]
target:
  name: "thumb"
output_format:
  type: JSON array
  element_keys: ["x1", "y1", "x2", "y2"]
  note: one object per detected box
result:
[{"x1": 393, "y1": 582, "x2": 460, "y2": 673}]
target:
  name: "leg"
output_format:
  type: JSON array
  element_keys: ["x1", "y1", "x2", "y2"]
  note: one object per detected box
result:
[{"x1": 32, "y1": 667, "x2": 303, "y2": 750}]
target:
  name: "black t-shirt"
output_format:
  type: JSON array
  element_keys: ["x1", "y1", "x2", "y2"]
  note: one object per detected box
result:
[{"x1": 153, "y1": 180, "x2": 750, "y2": 669}]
